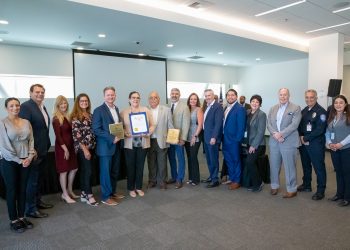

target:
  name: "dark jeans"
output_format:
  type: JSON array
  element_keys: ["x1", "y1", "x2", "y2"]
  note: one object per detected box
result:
[
  {"x1": 330, "y1": 147, "x2": 350, "y2": 201},
  {"x1": 26, "y1": 155, "x2": 47, "y2": 214},
  {"x1": 299, "y1": 142, "x2": 327, "y2": 194},
  {"x1": 0, "y1": 159, "x2": 30, "y2": 221},
  {"x1": 77, "y1": 149, "x2": 93, "y2": 194},
  {"x1": 185, "y1": 141, "x2": 201, "y2": 183},
  {"x1": 125, "y1": 147, "x2": 147, "y2": 190},
  {"x1": 246, "y1": 145, "x2": 266, "y2": 189},
  {"x1": 147, "y1": 139, "x2": 168, "y2": 184}
]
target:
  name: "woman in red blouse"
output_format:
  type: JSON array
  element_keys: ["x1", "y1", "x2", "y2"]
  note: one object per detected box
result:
[{"x1": 52, "y1": 95, "x2": 78, "y2": 203}]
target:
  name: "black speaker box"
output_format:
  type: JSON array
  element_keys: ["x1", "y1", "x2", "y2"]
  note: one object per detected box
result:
[{"x1": 327, "y1": 79, "x2": 342, "y2": 97}]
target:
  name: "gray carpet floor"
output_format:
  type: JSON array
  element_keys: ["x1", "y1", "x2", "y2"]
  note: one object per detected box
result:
[{"x1": 1, "y1": 148, "x2": 349, "y2": 250}]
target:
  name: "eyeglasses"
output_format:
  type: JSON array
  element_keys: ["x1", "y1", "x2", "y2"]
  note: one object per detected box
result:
[{"x1": 131, "y1": 97, "x2": 140, "y2": 100}]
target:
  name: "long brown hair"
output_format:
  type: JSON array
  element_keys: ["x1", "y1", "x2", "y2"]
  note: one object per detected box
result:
[
  {"x1": 70, "y1": 93, "x2": 91, "y2": 122},
  {"x1": 53, "y1": 95, "x2": 70, "y2": 125},
  {"x1": 187, "y1": 93, "x2": 201, "y2": 110},
  {"x1": 327, "y1": 95, "x2": 350, "y2": 125}
]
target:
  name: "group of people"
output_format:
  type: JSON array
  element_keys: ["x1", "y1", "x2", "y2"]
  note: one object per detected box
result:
[{"x1": 0, "y1": 84, "x2": 349, "y2": 234}]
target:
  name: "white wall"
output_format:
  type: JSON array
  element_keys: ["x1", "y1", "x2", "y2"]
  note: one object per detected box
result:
[
  {"x1": 237, "y1": 59, "x2": 309, "y2": 114},
  {"x1": 167, "y1": 60, "x2": 237, "y2": 87},
  {"x1": 343, "y1": 66, "x2": 350, "y2": 98}
]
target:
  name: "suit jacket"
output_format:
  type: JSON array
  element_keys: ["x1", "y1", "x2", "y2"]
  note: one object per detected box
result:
[
  {"x1": 247, "y1": 108, "x2": 266, "y2": 148},
  {"x1": 267, "y1": 102, "x2": 301, "y2": 148},
  {"x1": 223, "y1": 102, "x2": 246, "y2": 144},
  {"x1": 19, "y1": 98, "x2": 51, "y2": 156},
  {"x1": 171, "y1": 101, "x2": 190, "y2": 141},
  {"x1": 121, "y1": 106, "x2": 155, "y2": 149},
  {"x1": 204, "y1": 101, "x2": 224, "y2": 144},
  {"x1": 92, "y1": 103, "x2": 121, "y2": 156},
  {"x1": 148, "y1": 105, "x2": 174, "y2": 149}
]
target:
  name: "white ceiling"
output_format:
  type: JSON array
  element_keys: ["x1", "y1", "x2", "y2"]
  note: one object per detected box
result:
[{"x1": 0, "y1": 0, "x2": 349, "y2": 66}]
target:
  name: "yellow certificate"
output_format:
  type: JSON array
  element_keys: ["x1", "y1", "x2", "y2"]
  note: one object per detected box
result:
[
  {"x1": 166, "y1": 129, "x2": 180, "y2": 144},
  {"x1": 109, "y1": 122, "x2": 124, "y2": 139}
]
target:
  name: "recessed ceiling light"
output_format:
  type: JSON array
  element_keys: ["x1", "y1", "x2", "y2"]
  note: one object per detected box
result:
[
  {"x1": 77, "y1": 47, "x2": 84, "y2": 50},
  {"x1": 218, "y1": 51, "x2": 224, "y2": 55},
  {"x1": 223, "y1": 63, "x2": 228, "y2": 66},
  {"x1": 306, "y1": 22, "x2": 350, "y2": 33},
  {"x1": 333, "y1": 6, "x2": 350, "y2": 13},
  {"x1": 98, "y1": 33, "x2": 106, "y2": 38},
  {"x1": 256, "y1": 58, "x2": 261, "y2": 61},
  {"x1": 138, "y1": 53, "x2": 146, "y2": 56},
  {"x1": 186, "y1": 58, "x2": 191, "y2": 61},
  {"x1": 345, "y1": 41, "x2": 350, "y2": 44},
  {"x1": 0, "y1": 38, "x2": 3, "y2": 42},
  {"x1": 166, "y1": 44, "x2": 174, "y2": 48},
  {"x1": 255, "y1": 0, "x2": 306, "y2": 17},
  {"x1": 0, "y1": 20, "x2": 9, "y2": 25}
]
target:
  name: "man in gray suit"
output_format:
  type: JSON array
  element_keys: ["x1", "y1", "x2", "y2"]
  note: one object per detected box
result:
[
  {"x1": 167, "y1": 88, "x2": 190, "y2": 189},
  {"x1": 267, "y1": 88, "x2": 301, "y2": 198},
  {"x1": 147, "y1": 91, "x2": 174, "y2": 189}
]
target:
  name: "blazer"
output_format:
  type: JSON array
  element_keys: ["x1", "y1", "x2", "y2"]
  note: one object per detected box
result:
[
  {"x1": 267, "y1": 102, "x2": 302, "y2": 148},
  {"x1": 204, "y1": 101, "x2": 224, "y2": 144},
  {"x1": 171, "y1": 101, "x2": 190, "y2": 141},
  {"x1": 223, "y1": 102, "x2": 246, "y2": 144},
  {"x1": 247, "y1": 108, "x2": 266, "y2": 148},
  {"x1": 121, "y1": 106, "x2": 155, "y2": 149},
  {"x1": 19, "y1": 98, "x2": 51, "y2": 156},
  {"x1": 148, "y1": 105, "x2": 174, "y2": 149},
  {"x1": 92, "y1": 103, "x2": 121, "y2": 157}
]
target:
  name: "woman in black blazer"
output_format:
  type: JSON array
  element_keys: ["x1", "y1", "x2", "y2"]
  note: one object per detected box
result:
[{"x1": 245, "y1": 95, "x2": 267, "y2": 192}]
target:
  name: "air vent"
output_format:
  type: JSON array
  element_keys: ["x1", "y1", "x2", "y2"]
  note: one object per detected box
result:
[
  {"x1": 187, "y1": 0, "x2": 213, "y2": 9},
  {"x1": 188, "y1": 55, "x2": 204, "y2": 59},
  {"x1": 71, "y1": 41, "x2": 92, "y2": 47}
]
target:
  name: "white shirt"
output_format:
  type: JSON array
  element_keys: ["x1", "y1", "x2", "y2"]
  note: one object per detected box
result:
[
  {"x1": 105, "y1": 102, "x2": 119, "y2": 123},
  {"x1": 203, "y1": 101, "x2": 213, "y2": 129},
  {"x1": 39, "y1": 103, "x2": 49, "y2": 127},
  {"x1": 171, "y1": 101, "x2": 178, "y2": 113},
  {"x1": 151, "y1": 105, "x2": 159, "y2": 138},
  {"x1": 276, "y1": 102, "x2": 288, "y2": 131},
  {"x1": 223, "y1": 101, "x2": 237, "y2": 127}
]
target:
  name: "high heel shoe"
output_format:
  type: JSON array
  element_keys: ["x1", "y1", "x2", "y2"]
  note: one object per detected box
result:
[
  {"x1": 68, "y1": 191, "x2": 80, "y2": 199},
  {"x1": 61, "y1": 194, "x2": 76, "y2": 204},
  {"x1": 81, "y1": 193, "x2": 98, "y2": 206}
]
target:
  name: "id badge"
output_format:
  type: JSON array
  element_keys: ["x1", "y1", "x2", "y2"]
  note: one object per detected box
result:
[
  {"x1": 331, "y1": 132, "x2": 335, "y2": 140},
  {"x1": 306, "y1": 123, "x2": 312, "y2": 132},
  {"x1": 244, "y1": 131, "x2": 248, "y2": 138}
]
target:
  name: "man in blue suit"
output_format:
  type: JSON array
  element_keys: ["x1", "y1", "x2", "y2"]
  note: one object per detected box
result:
[
  {"x1": 222, "y1": 89, "x2": 246, "y2": 190},
  {"x1": 202, "y1": 89, "x2": 223, "y2": 188},
  {"x1": 92, "y1": 86, "x2": 123, "y2": 206},
  {"x1": 19, "y1": 84, "x2": 53, "y2": 218}
]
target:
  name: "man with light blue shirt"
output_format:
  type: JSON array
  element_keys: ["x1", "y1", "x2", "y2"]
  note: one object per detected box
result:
[{"x1": 267, "y1": 88, "x2": 301, "y2": 198}]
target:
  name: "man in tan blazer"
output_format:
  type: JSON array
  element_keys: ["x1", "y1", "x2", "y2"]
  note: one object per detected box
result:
[
  {"x1": 167, "y1": 88, "x2": 190, "y2": 189},
  {"x1": 147, "y1": 91, "x2": 174, "y2": 189},
  {"x1": 267, "y1": 88, "x2": 301, "y2": 198}
]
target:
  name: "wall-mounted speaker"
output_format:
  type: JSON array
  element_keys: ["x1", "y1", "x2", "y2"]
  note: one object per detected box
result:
[{"x1": 327, "y1": 79, "x2": 342, "y2": 97}]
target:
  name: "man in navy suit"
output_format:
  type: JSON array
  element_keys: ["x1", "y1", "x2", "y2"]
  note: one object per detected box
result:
[
  {"x1": 19, "y1": 84, "x2": 53, "y2": 218},
  {"x1": 92, "y1": 86, "x2": 123, "y2": 206},
  {"x1": 202, "y1": 89, "x2": 223, "y2": 188},
  {"x1": 222, "y1": 89, "x2": 246, "y2": 190}
]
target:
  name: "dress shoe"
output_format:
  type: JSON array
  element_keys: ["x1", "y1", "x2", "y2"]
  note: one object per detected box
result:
[
  {"x1": 147, "y1": 181, "x2": 156, "y2": 188},
  {"x1": 101, "y1": 198, "x2": 118, "y2": 206},
  {"x1": 337, "y1": 200, "x2": 350, "y2": 207},
  {"x1": 112, "y1": 193, "x2": 125, "y2": 199},
  {"x1": 159, "y1": 183, "x2": 167, "y2": 190},
  {"x1": 270, "y1": 189, "x2": 278, "y2": 195},
  {"x1": 129, "y1": 190, "x2": 137, "y2": 198},
  {"x1": 228, "y1": 182, "x2": 240, "y2": 190},
  {"x1": 297, "y1": 185, "x2": 312, "y2": 192},
  {"x1": 207, "y1": 181, "x2": 220, "y2": 188},
  {"x1": 251, "y1": 183, "x2": 264, "y2": 193},
  {"x1": 201, "y1": 178, "x2": 212, "y2": 183},
  {"x1": 26, "y1": 211, "x2": 48, "y2": 219},
  {"x1": 136, "y1": 189, "x2": 145, "y2": 197},
  {"x1": 20, "y1": 218, "x2": 33, "y2": 229},
  {"x1": 312, "y1": 193, "x2": 325, "y2": 201},
  {"x1": 328, "y1": 195, "x2": 342, "y2": 201},
  {"x1": 38, "y1": 201, "x2": 53, "y2": 209},
  {"x1": 175, "y1": 181, "x2": 183, "y2": 189},
  {"x1": 283, "y1": 192, "x2": 297, "y2": 198},
  {"x1": 166, "y1": 179, "x2": 176, "y2": 184}
]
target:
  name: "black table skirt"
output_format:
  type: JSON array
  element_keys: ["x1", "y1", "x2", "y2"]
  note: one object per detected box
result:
[{"x1": 0, "y1": 147, "x2": 126, "y2": 199}]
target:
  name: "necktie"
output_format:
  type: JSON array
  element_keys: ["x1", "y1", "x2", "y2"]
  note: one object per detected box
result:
[{"x1": 171, "y1": 104, "x2": 174, "y2": 114}]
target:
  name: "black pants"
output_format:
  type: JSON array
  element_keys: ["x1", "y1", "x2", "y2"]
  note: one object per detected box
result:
[
  {"x1": 0, "y1": 159, "x2": 30, "y2": 221},
  {"x1": 331, "y1": 147, "x2": 350, "y2": 201},
  {"x1": 185, "y1": 141, "x2": 201, "y2": 184},
  {"x1": 125, "y1": 147, "x2": 148, "y2": 190},
  {"x1": 245, "y1": 145, "x2": 266, "y2": 189},
  {"x1": 77, "y1": 149, "x2": 93, "y2": 194}
]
